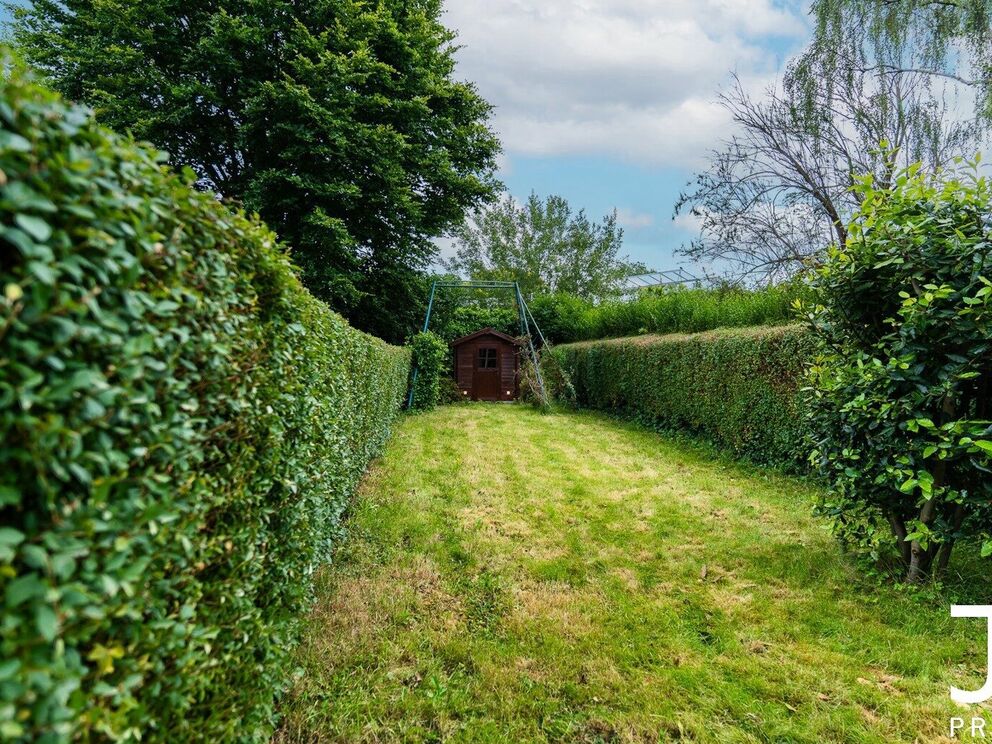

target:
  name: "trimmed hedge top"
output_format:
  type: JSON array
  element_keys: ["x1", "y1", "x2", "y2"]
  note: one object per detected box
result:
[
  {"x1": 558, "y1": 323, "x2": 799, "y2": 349},
  {"x1": 554, "y1": 324, "x2": 812, "y2": 467},
  {"x1": 0, "y1": 60, "x2": 409, "y2": 741}
]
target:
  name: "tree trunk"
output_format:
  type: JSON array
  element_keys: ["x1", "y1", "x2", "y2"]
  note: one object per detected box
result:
[
  {"x1": 886, "y1": 511, "x2": 912, "y2": 567},
  {"x1": 906, "y1": 543, "x2": 934, "y2": 583},
  {"x1": 906, "y1": 497, "x2": 938, "y2": 583},
  {"x1": 907, "y1": 394, "x2": 959, "y2": 583},
  {"x1": 935, "y1": 503, "x2": 968, "y2": 577},
  {"x1": 935, "y1": 541, "x2": 955, "y2": 578}
]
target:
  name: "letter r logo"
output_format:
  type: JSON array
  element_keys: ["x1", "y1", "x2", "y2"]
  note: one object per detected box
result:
[{"x1": 951, "y1": 605, "x2": 992, "y2": 705}]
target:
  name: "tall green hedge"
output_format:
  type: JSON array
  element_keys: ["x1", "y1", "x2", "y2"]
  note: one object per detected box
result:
[
  {"x1": 0, "y1": 62, "x2": 410, "y2": 741},
  {"x1": 553, "y1": 325, "x2": 813, "y2": 466}
]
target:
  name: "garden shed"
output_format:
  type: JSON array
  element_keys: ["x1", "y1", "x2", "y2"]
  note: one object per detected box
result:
[{"x1": 451, "y1": 328, "x2": 522, "y2": 401}]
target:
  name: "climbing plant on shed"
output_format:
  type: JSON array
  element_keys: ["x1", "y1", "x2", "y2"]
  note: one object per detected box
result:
[{"x1": 804, "y1": 159, "x2": 992, "y2": 582}]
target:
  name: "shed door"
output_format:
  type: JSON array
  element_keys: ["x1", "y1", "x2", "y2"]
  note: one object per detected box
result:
[{"x1": 473, "y1": 346, "x2": 500, "y2": 401}]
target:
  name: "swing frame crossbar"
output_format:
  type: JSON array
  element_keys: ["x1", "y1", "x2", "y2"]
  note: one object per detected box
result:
[{"x1": 407, "y1": 280, "x2": 548, "y2": 408}]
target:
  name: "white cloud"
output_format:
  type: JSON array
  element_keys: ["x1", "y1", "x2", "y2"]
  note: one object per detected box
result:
[
  {"x1": 494, "y1": 151, "x2": 513, "y2": 177},
  {"x1": 672, "y1": 209, "x2": 704, "y2": 233},
  {"x1": 433, "y1": 235, "x2": 459, "y2": 263},
  {"x1": 616, "y1": 207, "x2": 655, "y2": 229},
  {"x1": 444, "y1": 0, "x2": 809, "y2": 167}
]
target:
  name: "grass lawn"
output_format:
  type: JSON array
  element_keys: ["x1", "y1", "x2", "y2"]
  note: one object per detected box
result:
[{"x1": 275, "y1": 405, "x2": 991, "y2": 743}]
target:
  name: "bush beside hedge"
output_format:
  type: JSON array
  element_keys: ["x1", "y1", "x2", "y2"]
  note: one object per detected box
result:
[
  {"x1": 0, "y1": 63, "x2": 410, "y2": 741},
  {"x1": 409, "y1": 330, "x2": 449, "y2": 410},
  {"x1": 553, "y1": 325, "x2": 813, "y2": 466}
]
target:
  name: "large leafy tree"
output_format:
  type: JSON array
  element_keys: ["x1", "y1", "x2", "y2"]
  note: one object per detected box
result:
[
  {"x1": 447, "y1": 192, "x2": 645, "y2": 299},
  {"x1": 11, "y1": 0, "x2": 500, "y2": 342}
]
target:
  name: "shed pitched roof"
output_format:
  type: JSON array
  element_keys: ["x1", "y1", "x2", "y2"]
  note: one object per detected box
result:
[{"x1": 450, "y1": 327, "x2": 523, "y2": 346}]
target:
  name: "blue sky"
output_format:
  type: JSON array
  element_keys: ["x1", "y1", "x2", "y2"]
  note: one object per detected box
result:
[{"x1": 442, "y1": 0, "x2": 814, "y2": 272}]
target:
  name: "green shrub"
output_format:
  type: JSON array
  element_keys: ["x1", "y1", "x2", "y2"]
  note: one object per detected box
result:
[
  {"x1": 438, "y1": 376, "x2": 465, "y2": 404},
  {"x1": 522, "y1": 352, "x2": 575, "y2": 408},
  {"x1": 0, "y1": 62, "x2": 409, "y2": 741},
  {"x1": 409, "y1": 331, "x2": 450, "y2": 410},
  {"x1": 804, "y1": 161, "x2": 992, "y2": 582},
  {"x1": 420, "y1": 283, "x2": 801, "y2": 347},
  {"x1": 428, "y1": 299, "x2": 519, "y2": 342},
  {"x1": 527, "y1": 284, "x2": 805, "y2": 344},
  {"x1": 553, "y1": 326, "x2": 813, "y2": 466},
  {"x1": 528, "y1": 292, "x2": 595, "y2": 344}
]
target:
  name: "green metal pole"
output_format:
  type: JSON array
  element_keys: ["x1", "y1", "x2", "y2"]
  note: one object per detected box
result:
[
  {"x1": 407, "y1": 281, "x2": 438, "y2": 409},
  {"x1": 421, "y1": 281, "x2": 437, "y2": 332},
  {"x1": 515, "y1": 282, "x2": 527, "y2": 336},
  {"x1": 515, "y1": 283, "x2": 548, "y2": 406}
]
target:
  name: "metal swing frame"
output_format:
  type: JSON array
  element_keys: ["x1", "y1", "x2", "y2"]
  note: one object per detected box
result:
[{"x1": 407, "y1": 280, "x2": 548, "y2": 408}]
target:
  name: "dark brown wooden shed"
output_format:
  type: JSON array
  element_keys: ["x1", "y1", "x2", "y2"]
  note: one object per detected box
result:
[{"x1": 451, "y1": 328, "x2": 522, "y2": 401}]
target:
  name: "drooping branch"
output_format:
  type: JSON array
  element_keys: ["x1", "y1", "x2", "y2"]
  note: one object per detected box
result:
[
  {"x1": 676, "y1": 25, "x2": 984, "y2": 285},
  {"x1": 800, "y1": 0, "x2": 992, "y2": 122}
]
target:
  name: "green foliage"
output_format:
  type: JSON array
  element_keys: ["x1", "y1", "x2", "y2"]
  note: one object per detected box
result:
[
  {"x1": 409, "y1": 331, "x2": 450, "y2": 411},
  {"x1": 426, "y1": 298, "x2": 518, "y2": 342},
  {"x1": 446, "y1": 192, "x2": 644, "y2": 299},
  {"x1": 522, "y1": 352, "x2": 575, "y2": 409},
  {"x1": 444, "y1": 303, "x2": 518, "y2": 340},
  {"x1": 554, "y1": 326, "x2": 813, "y2": 466},
  {"x1": 11, "y1": 0, "x2": 501, "y2": 343},
  {"x1": 592, "y1": 283, "x2": 804, "y2": 341},
  {"x1": 801, "y1": 0, "x2": 992, "y2": 122},
  {"x1": 527, "y1": 292, "x2": 595, "y2": 344},
  {"x1": 0, "y1": 62, "x2": 409, "y2": 741},
  {"x1": 528, "y1": 284, "x2": 803, "y2": 345},
  {"x1": 437, "y1": 376, "x2": 465, "y2": 405},
  {"x1": 803, "y1": 160, "x2": 992, "y2": 582}
]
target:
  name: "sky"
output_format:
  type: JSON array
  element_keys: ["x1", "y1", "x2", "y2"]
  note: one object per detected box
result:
[
  {"x1": 0, "y1": 0, "x2": 815, "y2": 274},
  {"x1": 440, "y1": 0, "x2": 814, "y2": 273}
]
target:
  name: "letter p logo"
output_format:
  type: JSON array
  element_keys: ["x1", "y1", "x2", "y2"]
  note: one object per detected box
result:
[{"x1": 951, "y1": 605, "x2": 992, "y2": 705}]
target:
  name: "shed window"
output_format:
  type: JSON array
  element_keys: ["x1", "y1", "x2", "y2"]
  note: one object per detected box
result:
[{"x1": 478, "y1": 347, "x2": 497, "y2": 368}]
